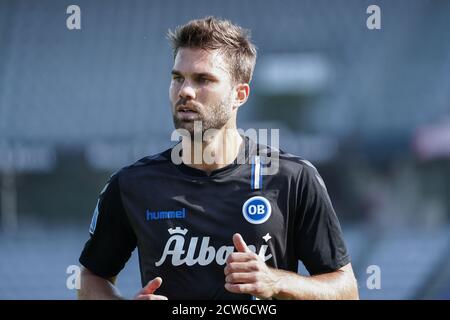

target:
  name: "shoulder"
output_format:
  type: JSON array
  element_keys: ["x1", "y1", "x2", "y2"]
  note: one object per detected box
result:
[
  {"x1": 253, "y1": 140, "x2": 320, "y2": 179},
  {"x1": 112, "y1": 148, "x2": 173, "y2": 182}
]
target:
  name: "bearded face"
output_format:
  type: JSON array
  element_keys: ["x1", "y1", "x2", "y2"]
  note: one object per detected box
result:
[
  {"x1": 172, "y1": 93, "x2": 233, "y2": 136},
  {"x1": 169, "y1": 48, "x2": 236, "y2": 137}
]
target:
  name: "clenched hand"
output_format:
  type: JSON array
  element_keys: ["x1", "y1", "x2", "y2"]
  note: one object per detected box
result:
[{"x1": 224, "y1": 233, "x2": 280, "y2": 299}]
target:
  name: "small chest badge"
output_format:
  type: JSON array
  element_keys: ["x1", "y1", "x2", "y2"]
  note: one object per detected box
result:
[{"x1": 242, "y1": 196, "x2": 272, "y2": 225}]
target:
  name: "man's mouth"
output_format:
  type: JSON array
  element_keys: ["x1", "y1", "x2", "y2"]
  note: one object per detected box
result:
[
  {"x1": 178, "y1": 108, "x2": 197, "y2": 114},
  {"x1": 176, "y1": 103, "x2": 201, "y2": 117},
  {"x1": 176, "y1": 107, "x2": 200, "y2": 120}
]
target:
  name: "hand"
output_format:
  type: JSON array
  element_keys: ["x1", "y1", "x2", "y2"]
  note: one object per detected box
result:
[
  {"x1": 133, "y1": 277, "x2": 168, "y2": 300},
  {"x1": 224, "y1": 233, "x2": 280, "y2": 299}
]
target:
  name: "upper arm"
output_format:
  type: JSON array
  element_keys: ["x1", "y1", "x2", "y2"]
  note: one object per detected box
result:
[
  {"x1": 79, "y1": 173, "x2": 137, "y2": 279},
  {"x1": 80, "y1": 265, "x2": 117, "y2": 285},
  {"x1": 294, "y1": 163, "x2": 351, "y2": 275},
  {"x1": 336, "y1": 263, "x2": 357, "y2": 282},
  {"x1": 338, "y1": 262, "x2": 354, "y2": 273},
  {"x1": 312, "y1": 262, "x2": 359, "y2": 299},
  {"x1": 337, "y1": 263, "x2": 359, "y2": 299}
]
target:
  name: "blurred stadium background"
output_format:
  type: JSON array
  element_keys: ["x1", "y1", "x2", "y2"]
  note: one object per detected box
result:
[{"x1": 0, "y1": 0, "x2": 449, "y2": 299}]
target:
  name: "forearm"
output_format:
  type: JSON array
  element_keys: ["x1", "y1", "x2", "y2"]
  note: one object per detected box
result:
[
  {"x1": 271, "y1": 267, "x2": 359, "y2": 300},
  {"x1": 77, "y1": 269, "x2": 124, "y2": 300}
]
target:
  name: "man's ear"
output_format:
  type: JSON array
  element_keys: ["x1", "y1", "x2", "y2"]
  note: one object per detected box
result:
[{"x1": 233, "y1": 83, "x2": 250, "y2": 110}]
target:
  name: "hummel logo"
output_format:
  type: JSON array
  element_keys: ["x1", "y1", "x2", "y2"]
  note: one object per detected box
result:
[{"x1": 146, "y1": 208, "x2": 186, "y2": 221}]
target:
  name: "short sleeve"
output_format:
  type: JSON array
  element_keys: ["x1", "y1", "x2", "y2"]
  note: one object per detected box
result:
[
  {"x1": 79, "y1": 172, "x2": 137, "y2": 278},
  {"x1": 294, "y1": 162, "x2": 350, "y2": 275}
]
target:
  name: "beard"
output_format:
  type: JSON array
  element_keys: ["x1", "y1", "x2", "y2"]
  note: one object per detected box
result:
[{"x1": 172, "y1": 95, "x2": 233, "y2": 138}]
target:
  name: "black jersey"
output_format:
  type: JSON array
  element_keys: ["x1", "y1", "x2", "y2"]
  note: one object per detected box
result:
[{"x1": 79, "y1": 136, "x2": 350, "y2": 299}]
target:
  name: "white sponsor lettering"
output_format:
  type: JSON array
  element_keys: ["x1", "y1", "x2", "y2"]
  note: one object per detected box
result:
[{"x1": 155, "y1": 228, "x2": 273, "y2": 267}]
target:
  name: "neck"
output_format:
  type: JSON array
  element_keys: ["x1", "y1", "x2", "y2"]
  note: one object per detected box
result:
[{"x1": 181, "y1": 126, "x2": 243, "y2": 174}]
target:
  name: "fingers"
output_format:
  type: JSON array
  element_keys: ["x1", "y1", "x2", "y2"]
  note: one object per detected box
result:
[
  {"x1": 134, "y1": 277, "x2": 167, "y2": 300},
  {"x1": 227, "y1": 233, "x2": 257, "y2": 264},
  {"x1": 226, "y1": 252, "x2": 256, "y2": 264},
  {"x1": 224, "y1": 283, "x2": 258, "y2": 295},
  {"x1": 225, "y1": 234, "x2": 272, "y2": 299},
  {"x1": 225, "y1": 272, "x2": 258, "y2": 284},
  {"x1": 139, "y1": 277, "x2": 163, "y2": 295},
  {"x1": 232, "y1": 233, "x2": 250, "y2": 253},
  {"x1": 224, "y1": 261, "x2": 259, "y2": 276},
  {"x1": 135, "y1": 294, "x2": 168, "y2": 300}
]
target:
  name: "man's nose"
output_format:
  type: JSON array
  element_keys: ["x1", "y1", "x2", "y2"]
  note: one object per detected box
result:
[{"x1": 179, "y1": 82, "x2": 196, "y2": 100}]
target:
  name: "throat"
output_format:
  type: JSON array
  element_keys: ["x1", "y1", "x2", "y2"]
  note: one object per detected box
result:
[{"x1": 181, "y1": 129, "x2": 243, "y2": 173}]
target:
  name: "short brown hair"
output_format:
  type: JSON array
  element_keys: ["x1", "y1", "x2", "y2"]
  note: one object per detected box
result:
[{"x1": 167, "y1": 16, "x2": 257, "y2": 84}]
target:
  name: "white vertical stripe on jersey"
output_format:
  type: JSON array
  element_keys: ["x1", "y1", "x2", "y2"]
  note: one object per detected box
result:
[{"x1": 254, "y1": 156, "x2": 261, "y2": 190}]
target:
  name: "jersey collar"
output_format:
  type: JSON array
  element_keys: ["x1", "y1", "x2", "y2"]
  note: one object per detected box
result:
[{"x1": 171, "y1": 135, "x2": 255, "y2": 178}]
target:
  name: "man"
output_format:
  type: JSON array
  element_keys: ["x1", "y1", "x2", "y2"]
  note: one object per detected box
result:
[{"x1": 78, "y1": 17, "x2": 358, "y2": 300}]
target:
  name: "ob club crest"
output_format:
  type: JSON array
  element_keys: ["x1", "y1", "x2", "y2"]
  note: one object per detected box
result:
[{"x1": 242, "y1": 196, "x2": 272, "y2": 224}]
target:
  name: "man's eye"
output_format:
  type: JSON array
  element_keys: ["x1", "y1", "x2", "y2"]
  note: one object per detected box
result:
[
  {"x1": 198, "y1": 78, "x2": 210, "y2": 84},
  {"x1": 172, "y1": 76, "x2": 183, "y2": 83}
]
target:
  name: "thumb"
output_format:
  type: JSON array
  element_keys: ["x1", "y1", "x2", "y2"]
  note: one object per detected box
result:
[
  {"x1": 233, "y1": 233, "x2": 250, "y2": 253},
  {"x1": 140, "y1": 277, "x2": 162, "y2": 295}
]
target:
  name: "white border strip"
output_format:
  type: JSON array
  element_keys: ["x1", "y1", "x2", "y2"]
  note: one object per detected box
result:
[{"x1": 254, "y1": 156, "x2": 261, "y2": 190}]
